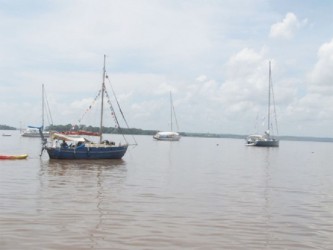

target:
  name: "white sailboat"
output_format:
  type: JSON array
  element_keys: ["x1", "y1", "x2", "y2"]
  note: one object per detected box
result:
[
  {"x1": 246, "y1": 61, "x2": 279, "y2": 147},
  {"x1": 153, "y1": 92, "x2": 181, "y2": 141},
  {"x1": 21, "y1": 84, "x2": 52, "y2": 138}
]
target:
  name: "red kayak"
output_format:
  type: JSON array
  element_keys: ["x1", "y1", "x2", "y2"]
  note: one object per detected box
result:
[{"x1": 0, "y1": 154, "x2": 28, "y2": 160}]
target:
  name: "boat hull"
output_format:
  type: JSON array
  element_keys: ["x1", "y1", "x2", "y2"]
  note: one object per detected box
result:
[
  {"x1": 246, "y1": 140, "x2": 279, "y2": 147},
  {"x1": 0, "y1": 154, "x2": 28, "y2": 160},
  {"x1": 21, "y1": 132, "x2": 50, "y2": 138},
  {"x1": 45, "y1": 145, "x2": 128, "y2": 159},
  {"x1": 153, "y1": 136, "x2": 180, "y2": 141},
  {"x1": 254, "y1": 140, "x2": 279, "y2": 147}
]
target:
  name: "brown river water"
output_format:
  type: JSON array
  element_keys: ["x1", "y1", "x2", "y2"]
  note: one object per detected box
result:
[{"x1": 1, "y1": 130, "x2": 333, "y2": 249}]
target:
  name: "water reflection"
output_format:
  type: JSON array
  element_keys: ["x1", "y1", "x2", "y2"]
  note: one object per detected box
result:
[
  {"x1": 244, "y1": 146, "x2": 277, "y2": 248},
  {"x1": 40, "y1": 158, "x2": 125, "y2": 171},
  {"x1": 262, "y1": 148, "x2": 273, "y2": 248},
  {"x1": 37, "y1": 159, "x2": 128, "y2": 249},
  {"x1": 2, "y1": 136, "x2": 333, "y2": 249}
]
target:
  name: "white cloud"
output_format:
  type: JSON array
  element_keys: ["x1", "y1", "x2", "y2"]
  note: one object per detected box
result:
[
  {"x1": 196, "y1": 75, "x2": 208, "y2": 82},
  {"x1": 269, "y1": 12, "x2": 307, "y2": 39},
  {"x1": 308, "y1": 38, "x2": 333, "y2": 95},
  {"x1": 281, "y1": 38, "x2": 333, "y2": 136},
  {"x1": 214, "y1": 49, "x2": 271, "y2": 133},
  {"x1": 1, "y1": 1, "x2": 333, "y2": 137}
]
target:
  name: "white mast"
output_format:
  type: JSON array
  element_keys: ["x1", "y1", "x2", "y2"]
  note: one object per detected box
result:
[
  {"x1": 268, "y1": 61, "x2": 271, "y2": 132},
  {"x1": 170, "y1": 91, "x2": 173, "y2": 132},
  {"x1": 42, "y1": 84, "x2": 45, "y2": 131},
  {"x1": 99, "y1": 55, "x2": 106, "y2": 143}
]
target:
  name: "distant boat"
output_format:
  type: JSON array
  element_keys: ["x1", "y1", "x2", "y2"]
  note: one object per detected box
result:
[
  {"x1": 2, "y1": 133, "x2": 12, "y2": 137},
  {"x1": 21, "y1": 84, "x2": 52, "y2": 138},
  {"x1": 21, "y1": 127, "x2": 50, "y2": 137},
  {"x1": 42, "y1": 55, "x2": 130, "y2": 160},
  {"x1": 153, "y1": 131, "x2": 181, "y2": 141},
  {"x1": 0, "y1": 154, "x2": 28, "y2": 160},
  {"x1": 153, "y1": 91, "x2": 181, "y2": 141},
  {"x1": 246, "y1": 61, "x2": 279, "y2": 147}
]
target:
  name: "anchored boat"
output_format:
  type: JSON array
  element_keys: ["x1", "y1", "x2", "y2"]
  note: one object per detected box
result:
[
  {"x1": 41, "y1": 55, "x2": 134, "y2": 160},
  {"x1": 246, "y1": 61, "x2": 279, "y2": 147},
  {"x1": 153, "y1": 91, "x2": 181, "y2": 141}
]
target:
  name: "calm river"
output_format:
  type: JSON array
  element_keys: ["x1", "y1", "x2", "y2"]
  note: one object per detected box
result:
[{"x1": 1, "y1": 130, "x2": 333, "y2": 249}]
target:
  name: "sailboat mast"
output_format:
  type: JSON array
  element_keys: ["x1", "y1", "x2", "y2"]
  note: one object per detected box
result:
[
  {"x1": 268, "y1": 61, "x2": 271, "y2": 131},
  {"x1": 99, "y1": 55, "x2": 106, "y2": 143},
  {"x1": 42, "y1": 84, "x2": 44, "y2": 130},
  {"x1": 170, "y1": 91, "x2": 173, "y2": 132}
]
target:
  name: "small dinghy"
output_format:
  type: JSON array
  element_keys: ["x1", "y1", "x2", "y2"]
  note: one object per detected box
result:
[{"x1": 0, "y1": 154, "x2": 28, "y2": 160}]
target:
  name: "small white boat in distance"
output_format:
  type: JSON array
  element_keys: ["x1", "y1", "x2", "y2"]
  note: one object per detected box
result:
[
  {"x1": 21, "y1": 84, "x2": 52, "y2": 138},
  {"x1": 153, "y1": 92, "x2": 181, "y2": 141},
  {"x1": 21, "y1": 127, "x2": 50, "y2": 138},
  {"x1": 153, "y1": 131, "x2": 181, "y2": 141}
]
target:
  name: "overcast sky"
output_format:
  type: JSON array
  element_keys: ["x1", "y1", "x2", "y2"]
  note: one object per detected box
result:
[{"x1": 1, "y1": 0, "x2": 333, "y2": 137}]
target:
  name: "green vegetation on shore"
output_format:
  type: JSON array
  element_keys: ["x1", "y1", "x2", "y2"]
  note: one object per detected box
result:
[
  {"x1": 45, "y1": 124, "x2": 333, "y2": 143},
  {"x1": 0, "y1": 124, "x2": 16, "y2": 130},
  {"x1": 1, "y1": 124, "x2": 332, "y2": 142},
  {"x1": 46, "y1": 124, "x2": 158, "y2": 136}
]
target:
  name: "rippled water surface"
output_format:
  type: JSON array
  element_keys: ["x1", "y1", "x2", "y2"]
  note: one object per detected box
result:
[{"x1": 1, "y1": 130, "x2": 333, "y2": 249}]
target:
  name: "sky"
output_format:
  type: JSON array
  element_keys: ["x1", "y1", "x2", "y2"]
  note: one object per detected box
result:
[{"x1": 1, "y1": 0, "x2": 333, "y2": 137}]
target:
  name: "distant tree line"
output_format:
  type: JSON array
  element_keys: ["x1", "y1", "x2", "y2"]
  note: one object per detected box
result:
[
  {"x1": 2, "y1": 123, "x2": 331, "y2": 142},
  {"x1": 46, "y1": 124, "x2": 158, "y2": 136},
  {"x1": 45, "y1": 124, "x2": 246, "y2": 139},
  {"x1": 0, "y1": 124, "x2": 16, "y2": 130}
]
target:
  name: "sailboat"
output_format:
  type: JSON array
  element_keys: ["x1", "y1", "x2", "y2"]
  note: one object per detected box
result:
[
  {"x1": 21, "y1": 84, "x2": 52, "y2": 138},
  {"x1": 42, "y1": 55, "x2": 129, "y2": 159},
  {"x1": 246, "y1": 61, "x2": 279, "y2": 147},
  {"x1": 153, "y1": 92, "x2": 181, "y2": 141}
]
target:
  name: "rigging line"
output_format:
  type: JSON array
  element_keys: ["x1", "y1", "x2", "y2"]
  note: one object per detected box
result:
[
  {"x1": 44, "y1": 91, "x2": 54, "y2": 125},
  {"x1": 78, "y1": 90, "x2": 102, "y2": 124},
  {"x1": 105, "y1": 76, "x2": 129, "y2": 127},
  {"x1": 170, "y1": 92, "x2": 180, "y2": 132},
  {"x1": 104, "y1": 90, "x2": 120, "y2": 127},
  {"x1": 270, "y1": 75, "x2": 279, "y2": 136},
  {"x1": 106, "y1": 75, "x2": 138, "y2": 145},
  {"x1": 172, "y1": 104, "x2": 179, "y2": 132},
  {"x1": 104, "y1": 89, "x2": 128, "y2": 145}
]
